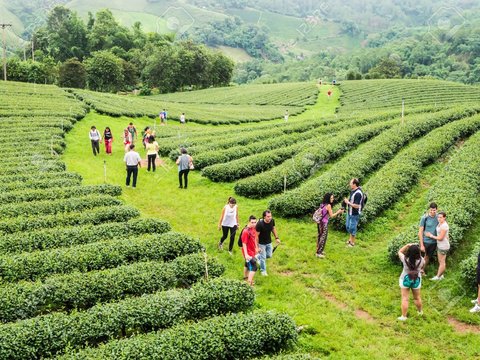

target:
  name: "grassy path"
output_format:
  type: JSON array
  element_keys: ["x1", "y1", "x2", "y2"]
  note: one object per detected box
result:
[{"x1": 63, "y1": 87, "x2": 480, "y2": 359}]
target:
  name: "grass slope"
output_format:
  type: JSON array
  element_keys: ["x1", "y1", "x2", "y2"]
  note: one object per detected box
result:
[{"x1": 63, "y1": 81, "x2": 480, "y2": 359}]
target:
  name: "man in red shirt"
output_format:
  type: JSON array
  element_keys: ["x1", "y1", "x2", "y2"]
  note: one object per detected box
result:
[{"x1": 242, "y1": 215, "x2": 259, "y2": 286}]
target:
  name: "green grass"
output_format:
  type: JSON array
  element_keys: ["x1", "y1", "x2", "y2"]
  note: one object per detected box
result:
[{"x1": 63, "y1": 83, "x2": 480, "y2": 359}]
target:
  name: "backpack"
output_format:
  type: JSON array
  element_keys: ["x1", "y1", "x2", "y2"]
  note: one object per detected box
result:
[
  {"x1": 237, "y1": 226, "x2": 248, "y2": 247},
  {"x1": 352, "y1": 187, "x2": 368, "y2": 213},
  {"x1": 402, "y1": 271, "x2": 420, "y2": 289},
  {"x1": 313, "y1": 204, "x2": 327, "y2": 224}
]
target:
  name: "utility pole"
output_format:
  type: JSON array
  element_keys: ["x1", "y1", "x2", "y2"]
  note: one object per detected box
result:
[
  {"x1": 1, "y1": 23, "x2": 12, "y2": 81},
  {"x1": 31, "y1": 34, "x2": 35, "y2": 62}
]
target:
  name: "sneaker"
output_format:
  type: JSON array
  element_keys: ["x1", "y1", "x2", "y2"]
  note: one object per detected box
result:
[
  {"x1": 228, "y1": 251, "x2": 233, "y2": 256},
  {"x1": 417, "y1": 311, "x2": 424, "y2": 316},
  {"x1": 347, "y1": 242, "x2": 355, "y2": 248},
  {"x1": 261, "y1": 271, "x2": 268, "y2": 276},
  {"x1": 430, "y1": 276, "x2": 443, "y2": 281},
  {"x1": 469, "y1": 304, "x2": 480, "y2": 313},
  {"x1": 218, "y1": 243, "x2": 223, "y2": 250},
  {"x1": 471, "y1": 299, "x2": 479, "y2": 305},
  {"x1": 315, "y1": 253, "x2": 325, "y2": 258},
  {"x1": 397, "y1": 316, "x2": 407, "y2": 321}
]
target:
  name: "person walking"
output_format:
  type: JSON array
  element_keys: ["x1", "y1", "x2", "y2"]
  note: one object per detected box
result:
[
  {"x1": 255, "y1": 210, "x2": 280, "y2": 276},
  {"x1": 418, "y1": 203, "x2": 439, "y2": 273},
  {"x1": 127, "y1": 122, "x2": 138, "y2": 144},
  {"x1": 124, "y1": 144, "x2": 141, "y2": 188},
  {"x1": 218, "y1": 197, "x2": 239, "y2": 255},
  {"x1": 242, "y1": 215, "x2": 259, "y2": 287},
  {"x1": 142, "y1": 127, "x2": 151, "y2": 149},
  {"x1": 89, "y1": 126, "x2": 101, "y2": 156},
  {"x1": 103, "y1": 127, "x2": 113, "y2": 155},
  {"x1": 470, "y1": 251, "x2": 480, "y2": 313},
  {"x1": 397, "y1": 243, "x2": 424, "y2": 321},
  {"x1": 313, "y1": 193, "x2": 344, "y2": 258},
  {"x1": 176, "y1": 147, "x2": 193, "y2": 189},
  {"x1": 123, "y1": 128, "x2": 132, "y2": 152},
  {"x1": 145, "y1": 136, "x2": 159, "y2": 172},
  {"x1": 344, "y1": 178, "x2": 364, "y2": 247},
  {"x1": 426, "y1": 211, "x2": 449, "y2": 280}
]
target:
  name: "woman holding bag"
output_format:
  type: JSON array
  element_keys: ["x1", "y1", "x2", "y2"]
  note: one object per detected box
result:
[{"x1": 313, "y1": 193, "x2": 344, "y2": 258}]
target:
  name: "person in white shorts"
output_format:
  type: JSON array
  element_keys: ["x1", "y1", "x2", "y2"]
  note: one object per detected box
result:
[{"x1": 425, "y1": 211, "x2": 449, "y2": 280}]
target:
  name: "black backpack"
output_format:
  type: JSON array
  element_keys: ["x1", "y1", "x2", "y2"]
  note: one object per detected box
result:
[{"x1": 237, "y1": 226, "x2": 248, "y2": 247}]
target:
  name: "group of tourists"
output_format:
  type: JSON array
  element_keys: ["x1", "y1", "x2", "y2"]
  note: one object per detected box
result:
[{"x1": 88, "y1": 121, "x2": 194, "y2": 189}]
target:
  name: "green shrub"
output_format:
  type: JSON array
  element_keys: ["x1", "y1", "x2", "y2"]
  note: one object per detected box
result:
[
  {"x1": 58, "y1": 311, "x2": 297, "y2": 360},
  {"x1": 0, "y1": 279, "x2": 254, "y2": 359},
  {"x1": 0, "y1": 253, "x2": 224, "y2": 322},
  {"x1": 0, "y1": 232, "x2": 202, "y2": 283},
  {"x1": 0, "y1": 218, "x2": 171, "y2": 255}
]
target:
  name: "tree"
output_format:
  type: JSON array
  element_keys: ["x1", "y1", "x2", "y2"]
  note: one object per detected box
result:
[
  {"x1": 34, "y1": 6, "x2": 88, "y2": 62},
  {"x1": 85, "y1": 51, "x2": 124, "y2": 92},
  {"x1": 369, "y1": 57, "x2": 402, "y2": 79},
  {"x1": 59, "y1": 58, "x2": 86, "y2": 88}
]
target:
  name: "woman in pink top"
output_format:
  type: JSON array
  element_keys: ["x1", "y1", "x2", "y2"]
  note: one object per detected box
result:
[{"x1": 314, "y1": 193, "x2": 344, "y2": 258}]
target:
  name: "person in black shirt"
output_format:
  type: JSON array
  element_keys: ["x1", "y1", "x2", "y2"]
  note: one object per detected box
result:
[
  {"x1": 255, "y1": 210, "x2": 280, "y2": 276},
  {"x1": 344, "y1": 178, "x2": 363, "y2": 247}
]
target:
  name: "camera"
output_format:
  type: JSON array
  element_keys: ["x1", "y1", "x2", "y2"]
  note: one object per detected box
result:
[{"x1": 341, "y1": 200, "x2": 347, "y2": 210}]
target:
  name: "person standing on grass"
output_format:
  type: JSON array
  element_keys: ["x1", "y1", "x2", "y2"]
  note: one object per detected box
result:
[
  {"x1": 142, "y1": 127, "x2": 151, "y2": 149},
  {"x1": 397, "y1": 243, "x2": 424, "y2": 321},
  {"x1": 242, "y1": 215, "x2": 259, "y2": 287},
  {"x1": 176, "y1": 147, "x2": 193, "y2": 189},
  {"x1": 314, "y1": 193, "x2": 344, "y2": 258},
  {"x1": 89, "y1": 126, "x2": 101, "y2": 156},
  {"x1": 146, "y1": 136, "x2": 159, "y2": 172},
  {"x1": 180, "y1": 113, "x2": 186, "y2": 124},
  {"x1": 256, "y1": 210, "x2": 280, "y2": 276},
  {"x1": 470, "y1": 251, "x2": 480, "y2": 313},
  {"x1": 123, "y1": 128, "x2": 132, "y2": 152},
  {"x1": 103, "y1": 127, "x2": 113, "y2": 155},
  {"x1": 418, "y1": 202, "x2": 439, "y2": 273},
  {"x1": 218, "y1": 197, "x2": 239, "y2": 255},
  {"x1": 124, "y1": 144, "x2": 141, "y2": 188},
  {"x1": 344, "y1": 178, "x2": 364, "y2": 247},
  {"x1": 284, "y1": 110, "x2": 289, "y2": 122},
  {"x1": 425, "y1": 211, "x2": 449, "y2": 281},
  {"x1": 127, "y1": 122, "x2": 138, "y2": 144}
]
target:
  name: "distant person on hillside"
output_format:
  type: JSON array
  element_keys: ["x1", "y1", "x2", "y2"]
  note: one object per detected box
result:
[
  {"x1": 469, "y1": 251, "x2": 480, "y2": 313},
  {"x1": 124, "y1": 144, "x2": 142, "y2": 188},
  {"x1": 159, "y1": 110, "x2": 165, "y2": 125},
  {"x1": 284, "y1": 110, "x2": 289, "y2": 122},
  {"x1": 218, "y1": 197, "x2": 239, "y2": 255},
  {"x1": 180, "y1": 112, "x2": 186, "y2": 124},
  {"x1": 344, "y1": 178, "x2": 364, "y2": 247},
  {"x1": 103, "y1": 127, "x2": 113, "y2": 155},
  {"x1": 313, "y1": 193, "x2": 344, "y2": 258},
  {"x1": 397, "y1": 243, "x2": 424, "y2": 321},
  {"x1": 242, "y1": 215, "x2": 259, "y2": 287},
  {"x1": 418, "y1": 203, "x2": 439, "y2": 273},
  {"x1": 146, "y1": 136, "x2": 159, "y2": 172},
  {"x1": 425, "y1": 211, "x2": 449, "y2": 281},
  {"x1": 256, "y1": 210, "x2": 280, "y2": 276},
  {"x1": 127, "y1": 122, "x2": 137, "y2": 144},
  {"x1": 89, "y1": 126, "x2": 101, "y2": 156},
  {"x1": 122, "y1": 128, "x2": 132, "y2": 152},
  {"x1": 176, "y1": 147, "x2": 193, "y2": 189}
]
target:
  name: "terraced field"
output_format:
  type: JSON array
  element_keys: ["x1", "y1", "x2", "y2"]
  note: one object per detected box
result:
[{"x1": 0, "y1": 81, "x2": 298, "y2": 359}]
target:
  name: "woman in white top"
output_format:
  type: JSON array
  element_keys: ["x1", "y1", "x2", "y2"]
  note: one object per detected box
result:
[
  {"x1": 218, "y1": 197, "x2": 239, "y2": 255},
  {"x1": 426, "y1": 211, "x2": 449, "y2": 280},
  {"x1": 145, "y1": 136, "x2": 159, "y2": 172},
  {"x1": 397, "y1": 243, "x2": 425, "y2": 321}
]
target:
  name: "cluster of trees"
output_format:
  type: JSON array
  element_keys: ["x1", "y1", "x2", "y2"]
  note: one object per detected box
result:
[
  {"x1": 235, "y1": 20, "x2": 480, "y2": 85},
  {"x1": 186, "y1": 17, "x2": 283, "y2": 62},
  {"x1": 7, "y1": 6, "x2": 234, "y2": 93}
]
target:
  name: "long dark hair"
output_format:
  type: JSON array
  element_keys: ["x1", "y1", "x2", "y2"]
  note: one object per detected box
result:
[
  {"x1": 405, "y1": 244, "x2": 421, "y2": 270},
  {"x1": 322, "y1": 193, "x2": 333, "y2": 205}
]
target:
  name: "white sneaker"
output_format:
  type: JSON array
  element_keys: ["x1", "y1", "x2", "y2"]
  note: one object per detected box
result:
[
  {"x1": 261, "y1": 271, "x2": 268, "y2": 276},
  {"x1": 471, "y1": 299, "x2": 479, "y2": 305},
  {"x1": 315, "y1": 253, "x2": 325, "y2": 258},
  {"x1": 397, "y1": 316, "x2": 407, "y2": 321},
  {"x1": 417, "y1": 311, "x2": 424, "y2": 316},
  {"x1": 228, "y1": 251, "x2": 233, "y2": 256},
  {"x1": 469, "y1": 304, "x2": 480, "y2": 313},
  {"x1": 430, "y1": 276, "x2": 442, "y2": 281}
]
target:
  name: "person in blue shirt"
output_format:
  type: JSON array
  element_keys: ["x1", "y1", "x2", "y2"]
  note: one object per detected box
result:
[{"x1": 418, "y1": 202, "x2": 439, "y2": 273}]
